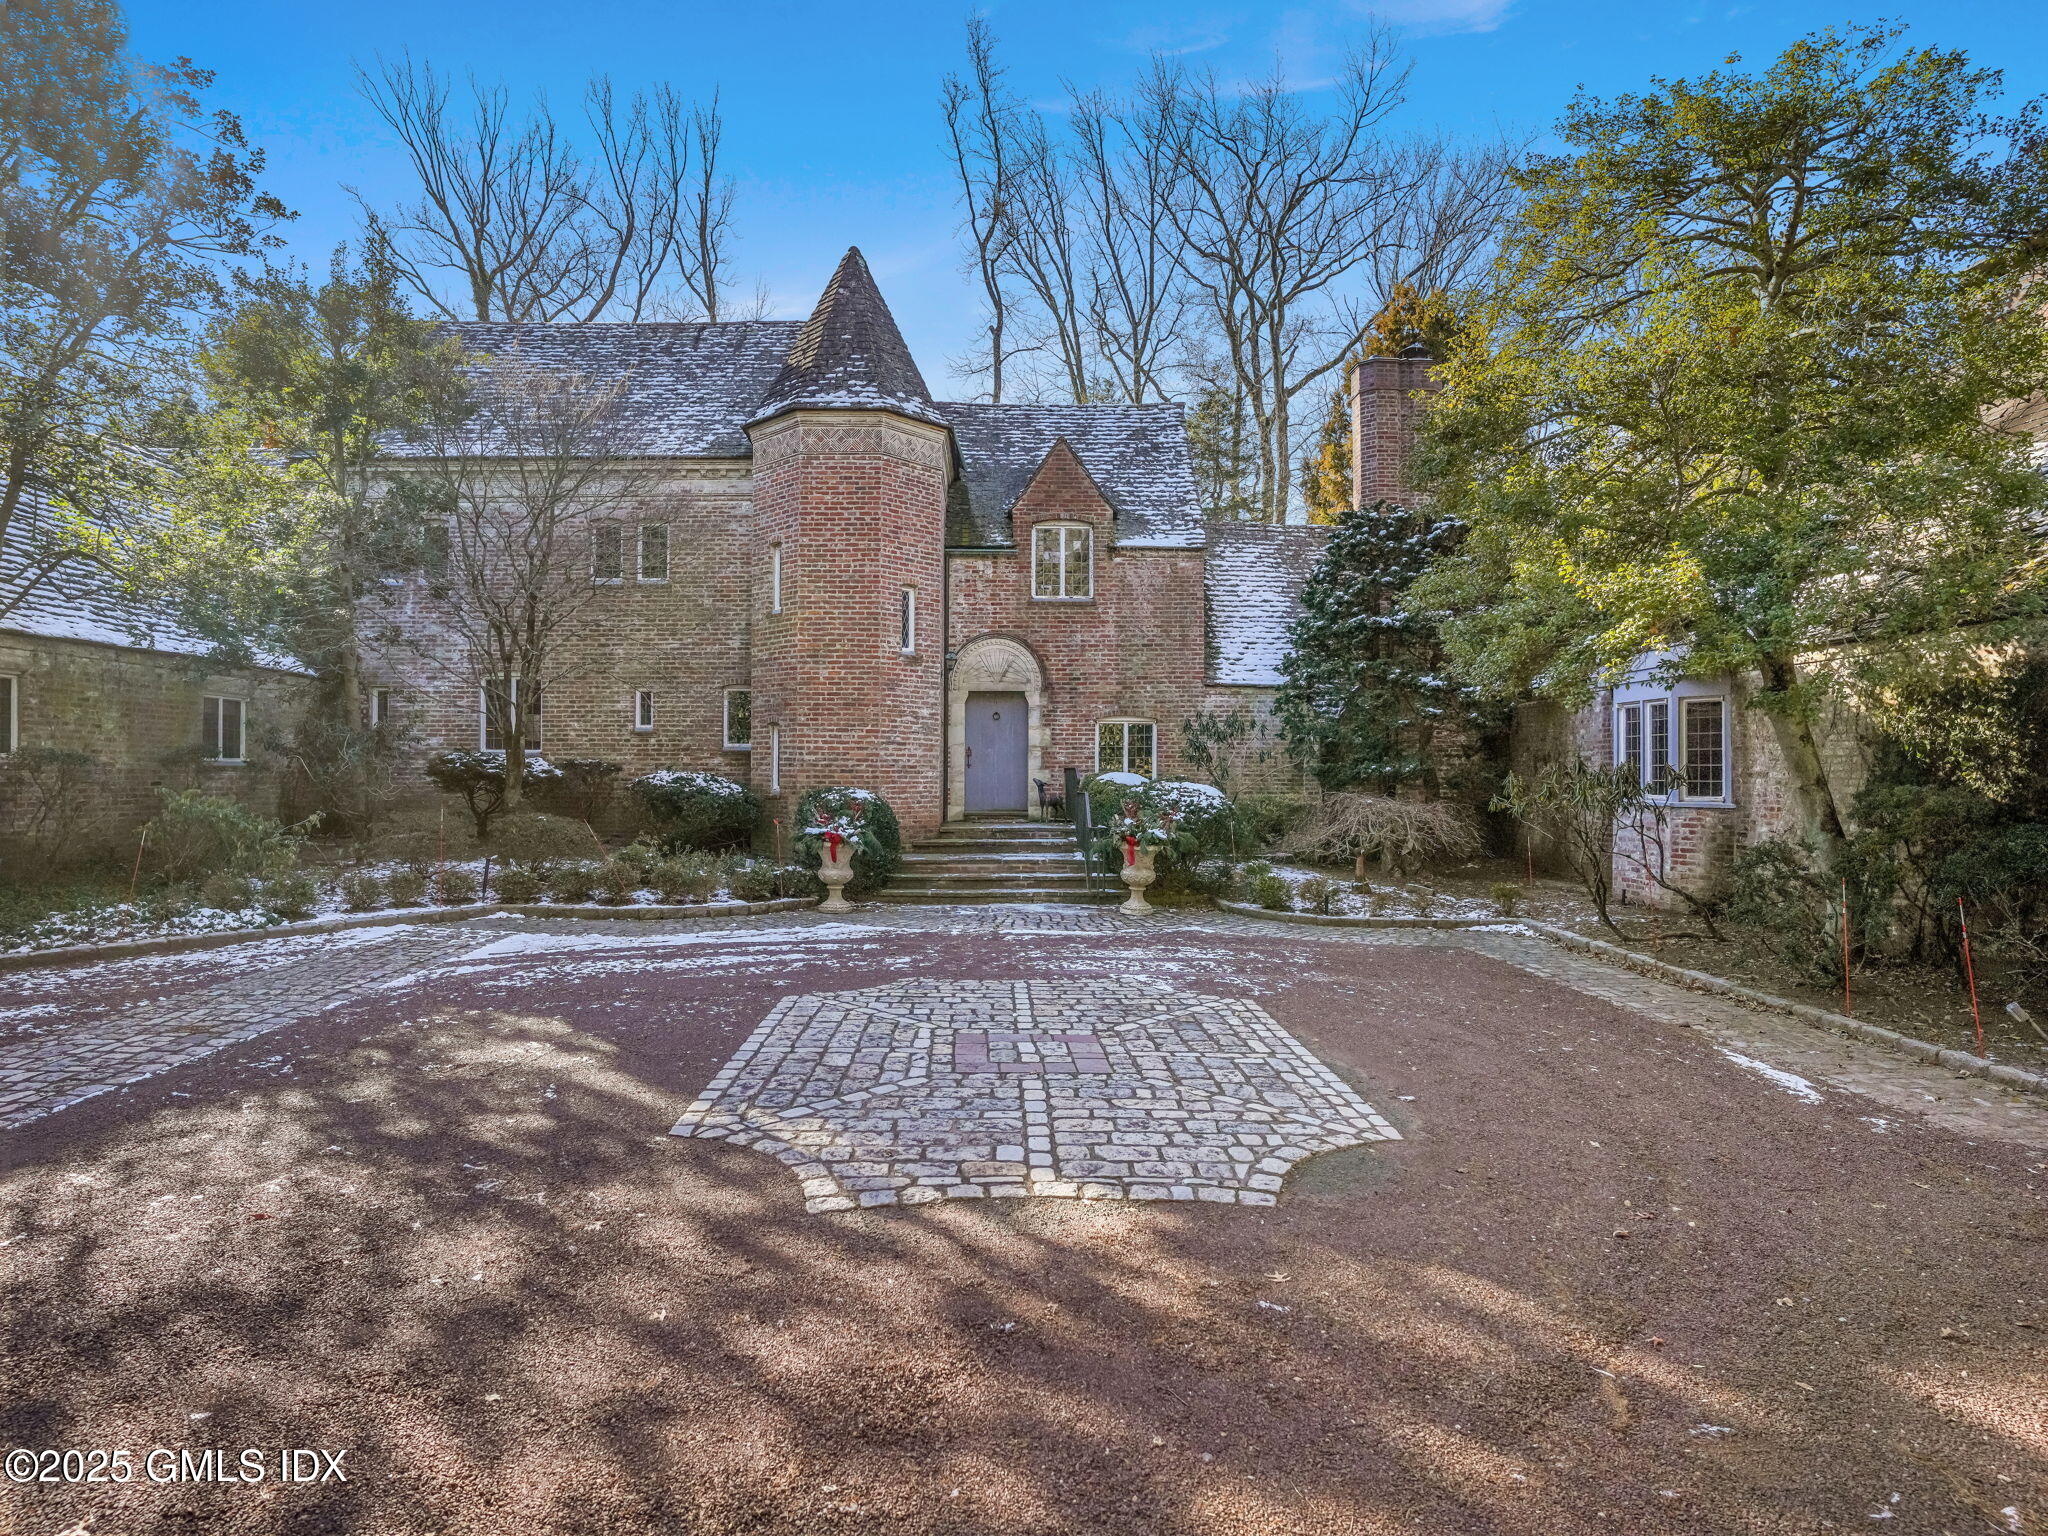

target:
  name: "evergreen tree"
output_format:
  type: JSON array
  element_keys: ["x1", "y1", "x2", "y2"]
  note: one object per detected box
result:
[
  {"x1": 1184, "y1": 379, "x2": 1257, "y2": 521},
  {"x1": 1275, "y1": 500, "x2": 1491, "y2": 794}
]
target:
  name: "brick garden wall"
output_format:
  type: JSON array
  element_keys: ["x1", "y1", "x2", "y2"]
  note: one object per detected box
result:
[{"x1": 0, "y1": 632, "x2": 304, "y2": 864}]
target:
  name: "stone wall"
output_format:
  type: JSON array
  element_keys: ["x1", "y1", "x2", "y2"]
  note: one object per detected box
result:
[{"x1": 0, "y1": 632, "x2": 304, "y2": 862}]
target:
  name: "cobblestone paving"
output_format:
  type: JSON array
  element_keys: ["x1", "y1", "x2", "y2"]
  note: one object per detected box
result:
[
  {"x1": 0, "y1": 924, "x2": 481, "y2": 1129},
  {"x1": 670, "y1": 977, "x2": 1400, "y2": 1212},
  {"x1": 6, "y1": 905, "x2": 2043, "y2": 1153}
]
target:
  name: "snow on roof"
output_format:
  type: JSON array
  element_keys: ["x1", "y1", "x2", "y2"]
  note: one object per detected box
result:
[
  {"x1": 942, "y1": 401, "x2": 1203, "y2": 549},
  {"x1": 1, "y1": 485, "x2": 303, "y2": 670},
  {"x1": 748, "y1": 248, "x2": 947, "y2": 429},
  {"x1": 1204, "y1": 521, "x2": 1330, "y2": 687}
]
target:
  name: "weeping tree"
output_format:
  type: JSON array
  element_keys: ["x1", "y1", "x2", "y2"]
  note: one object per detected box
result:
[{"x1": 1415, "y1": 24, "x2": 2048, "y2": 872}]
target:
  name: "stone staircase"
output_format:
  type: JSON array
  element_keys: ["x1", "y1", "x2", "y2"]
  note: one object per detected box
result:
[{"x1": 876, "y1": 817, "x2": 1109, "y2": 905}]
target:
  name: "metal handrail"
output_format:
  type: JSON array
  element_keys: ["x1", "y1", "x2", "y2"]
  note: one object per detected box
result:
[{"x1": 1065, "y1": 766, "x2": 1098, "y2": 897}]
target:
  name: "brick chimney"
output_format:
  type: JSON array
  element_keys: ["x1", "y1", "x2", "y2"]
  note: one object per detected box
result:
[{"x1": 1350, "y1": 344, "x2": 1441, "y2": 509}]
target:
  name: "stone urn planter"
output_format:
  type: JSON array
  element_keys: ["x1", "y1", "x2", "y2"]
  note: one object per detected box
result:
[
  {"x1": 816, "y1": 839, "x2": 858, "y2": 913},
  {"x1": 1118, "y1": 843, "x2": 1158, "y2": 916}
]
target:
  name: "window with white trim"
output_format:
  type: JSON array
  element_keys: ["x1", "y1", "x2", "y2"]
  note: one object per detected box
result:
[
  {"x1": 723, "y1": 688, "x2": 752, "y2": 750},
  {"x1": 1615, "y1": 691, "x2": 1728, "y2": 801},
  {"x1": 1096, "y1": 718, "x2": 1156, "y2": 776},
  {"x1": 592, "y1": 522, "x2": 624, "y2": 583},
  {"x1": 768, "y1": 724, "x2": 782, "y2": 794},
  {"x1": 1032, "y1": 523, "x2": 1093, "y2": 600},
  {"x1": 899, "y1": 586, "x2": 916, "y2": 654},
  {"x1": 769, "y1": 542, "x2": 784, "y2": 614},
  {"x1": 201, "y1": 695, "x2": 246, "y2": 763},
  {"x1": 633, "y1": 689, "x2": 655, "y2": 732},
  {"x1": 481, "y1": 678, "x2": 542, "y2": 752},
  {"x1": 639, "y1": 524, "x2": 669, "y2": 582},
  {"x1": 369, "y1": 687, "x2": 393, "y2": 728},
  {"x1": 0, "y1": 673, "x2": 17, "y2": 754}
]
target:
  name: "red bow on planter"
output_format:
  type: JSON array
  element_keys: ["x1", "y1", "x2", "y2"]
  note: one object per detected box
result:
[
  {"x1": 1122, "y1": 833, "x2": 1138, "y2": 867},
  {"x1": 825, "y1": 830, "x2": 843, "y2": 860}
]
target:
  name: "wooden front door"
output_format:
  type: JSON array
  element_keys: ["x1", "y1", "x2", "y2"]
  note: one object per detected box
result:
[{"x1": 964, "y1": 691, "x2": 1028, "y2": 814}]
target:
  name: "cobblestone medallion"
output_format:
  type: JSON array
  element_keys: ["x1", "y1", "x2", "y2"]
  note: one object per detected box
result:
[{"x1": 669, "y1": 977, "x2": 1401, "y2": 1214}]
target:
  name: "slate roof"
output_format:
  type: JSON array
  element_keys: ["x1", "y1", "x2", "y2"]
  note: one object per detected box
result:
[
  {"x1": 410, "y1": 319, "x2": 806, "y2": 459},
  {"x1": 942, "y1": 401, "x2": 1204, "y2": 549},
  {"x1": 750, "y1": 248, "x2": 947, "y2": 428},
  {"x1": 1205, "y1": 521, "x2": 1330, "y2": 687},
  {"x1": 1, "y1": 485, "x2": 302, "y2": 670}
]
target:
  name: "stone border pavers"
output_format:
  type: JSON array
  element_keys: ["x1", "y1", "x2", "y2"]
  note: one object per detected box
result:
[{"x1": 670, "y1": 977, "x2": 1401, "y2": 1213}]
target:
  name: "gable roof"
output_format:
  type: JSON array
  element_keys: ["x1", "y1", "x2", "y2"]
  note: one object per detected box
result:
[
  {"x1": 1, "y1": 485, "x2": 302, "y2": 670},
  {"x1": 1205, "y1": 521, "x2": 1329, "y2": 686},
  {"x1": 410, "y1": 319, "x2": 806, "y2": 459},
  {"x1": 942, "y1": 401, "x2": 1204, "y2": 549},
  {"x1": 749, "y1": 248, "x2": 945, "y2": 428}
]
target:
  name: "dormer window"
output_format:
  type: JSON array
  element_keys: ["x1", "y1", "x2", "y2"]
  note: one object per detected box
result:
[{"x1": 1032, "y1": 523, "x2": 1092, "y2": 600}]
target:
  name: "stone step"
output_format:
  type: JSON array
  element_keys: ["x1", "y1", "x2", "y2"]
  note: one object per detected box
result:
[
  {"x1": 901, "y1": 853, "x2": 1085, "y2": 872},
  {"x1": 896, "y1": 869, "x2": 1097, "y2": 890},
  {"x1": 871, "y1": 884, "x2": 1114, "y2": 905}
]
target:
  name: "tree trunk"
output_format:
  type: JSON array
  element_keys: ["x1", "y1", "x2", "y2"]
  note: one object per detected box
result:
[{"x1": 1757, "y1": 655, "x2": 1849, "y2": 870}]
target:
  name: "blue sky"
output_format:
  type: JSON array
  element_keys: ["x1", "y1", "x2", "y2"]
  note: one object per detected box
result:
[{"x1": 128, "y1": 0, "x2": 2048, "y2": 396}]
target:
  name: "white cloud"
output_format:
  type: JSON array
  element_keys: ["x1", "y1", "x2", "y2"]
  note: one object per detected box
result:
[{"x1": 1346, "y1": 0, "x2": 1513, "y2": 37}]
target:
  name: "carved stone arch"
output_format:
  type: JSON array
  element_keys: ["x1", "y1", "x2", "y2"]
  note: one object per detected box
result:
[{"x1": 947, "y1": 635, "x2": 1048, "y2": 821}]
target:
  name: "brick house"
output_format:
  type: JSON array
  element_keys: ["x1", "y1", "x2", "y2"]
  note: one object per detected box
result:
[
  {"x1": 368, "y1": 248, "x2": 1327, "y2": 840},
  {"x1": 0, "y1": 486, "x2": 307, "y2": 861}
]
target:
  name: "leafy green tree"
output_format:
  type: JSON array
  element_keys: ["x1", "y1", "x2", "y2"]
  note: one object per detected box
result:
[
  {"x1": 1413, "y1": 25, "x2": 2048, "y2": 868},
  {"x1": 1276, "y1": 500, "x2": 1494, "y2": 795},
  {"x1": 0, "y1": 0, "x2": 286, "y2": 617}
]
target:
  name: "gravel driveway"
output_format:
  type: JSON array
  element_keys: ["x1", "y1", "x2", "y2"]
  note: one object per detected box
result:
[{"x1": 3, "y1": 910, "x2": 2043, "y2": 1535}]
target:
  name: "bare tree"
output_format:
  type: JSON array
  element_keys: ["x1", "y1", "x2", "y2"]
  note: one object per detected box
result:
[
  {"x1": 354, "y1": 56, "x2": 736, "y2": 323},
  {"x1": 400, "y1": 357, "x2": 647, "y2": 807},
  {"x1": 940, "y1": 16, "x2": 1027, "y2": 402},
  {"x1": 1070, "y1": 85, "x2": 1190, "y2": 404}
]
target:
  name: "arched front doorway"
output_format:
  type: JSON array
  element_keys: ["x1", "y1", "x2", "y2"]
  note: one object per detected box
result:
[{"x1": 947, "y1": 636, "x2": 1046, "y2": 820}]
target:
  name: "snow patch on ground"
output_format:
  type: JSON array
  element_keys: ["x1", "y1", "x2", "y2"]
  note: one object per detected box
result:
[{"x1": 1715, "y1": 1046, "x2": 1824, "y2": 1104}]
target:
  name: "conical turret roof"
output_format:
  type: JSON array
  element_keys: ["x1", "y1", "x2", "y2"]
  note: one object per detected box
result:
[{"x1": 750, "y1": 248, "x2": 945, "y2": 427}]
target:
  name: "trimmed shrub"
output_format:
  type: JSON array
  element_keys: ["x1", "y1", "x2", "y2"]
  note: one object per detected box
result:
[
  {"x1": 340, "y1": 872, "x2": 386, "y2": 912},
  {"x1": 776, "y1": 863, "x2": 823, "y2": 900},
  {"x1": 529, "y1": 757, "x2": 621, "y2": 823},
  {"x1": 1489, "y1": 880, "x2": 1522, "y2": 917},
  {"x1": 260, "y1": 871, "x2": 320, "y2": 921},
  {"x1": 1297, "y1": 875, "x2": 1333, "y2": 914},
  {"x1": 197, "y1": 871, "x2": 260, "y2": 911},
  {"x1": 435, "y1": 866, "x2": 480, "y2": 906},
  {"x1": 592, "y1": 859, "x2": 641, "y2": 905},
  {"x1": 145, "y1": 790, "x2": 305, "y2": 884},
  {"x1": 630, "y1": 770, "x2": 760, "y2": 853},
  {"x1": 548, "y1": 861, "x2": 602, "y2": 904},
  {"x1": 1251, "y1": 872, "x2": 1291, "y2": 911},
  {"x1": 492, "y1": 866, "x2": 545, "y2": 904},
  {"x1": 372, "y1": 830, "x2": 441, "y2": 877},
  {"x1": 650, "y1": 854, "x2": 717, "y2": 905},
  {"x1": 792, "y1": 787, "x2": 901, "y2": 896},
  {"x1": 493, "y1": 813, "x2": 600, "y2": 872},
  {"x1": 727, "y1": 857, "x2": 778, "y2": 902},
  {"x1": 386, "y1": 869, "x2": 430, "y2": 907},
  {"x1": 425, "y1": 750, "x2": 564, "y2": 840},
  {"x1": 611, "y1": 837, "x2": 663, "y2": 874}
]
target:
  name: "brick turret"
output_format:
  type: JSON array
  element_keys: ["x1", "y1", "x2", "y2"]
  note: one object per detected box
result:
[
  {"x1": 745, "y1": 248, "x2": 949, "y2": 838},
  {"x1": 1351, "y1": 344, "x2": 1441, "y2": 509}
]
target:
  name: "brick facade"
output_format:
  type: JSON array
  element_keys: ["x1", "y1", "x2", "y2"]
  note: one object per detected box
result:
[
  {"x1": 0, "y1": 632, "x2": 303, "y2": 862},
  {"x1": 1351, "y1": 351, "x2": 1440, "y2": 508}
]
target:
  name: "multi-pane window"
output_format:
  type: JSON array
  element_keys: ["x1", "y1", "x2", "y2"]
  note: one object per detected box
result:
[
  {"x1": 0, "y1": 673, "x2": 17, "y2": 754},
  {"x1": 1032, "y1": 523, "x2": 1093, "y2": 600},
  {"x1": 592, "y1": 522, "x2": 625, "y2": 583},
  {"x1": 1683, "y1": 699, "x2": 1727, "y2": 800},
  {"x1": 1097, "y1": 719, "x2": 1156, "y2": 776},
  {"x1": 201, "y1": 695, "x2": 246, "y2": 762},
  {"x1": 369, "y1": 687, "x2": 393, "y2": 728},
  {"x1": 1616, "y1": 694, "x2": 1728, "y2": 801},
  {"x1": 770, "y1": 543, "x2": 784, "y2": 614},
  {"x1": 481, "y1": 678, "x2": 541, "y2": 751},
  {"x1": 639, "y1": 524, "x2": 669, "y2": 582},
  {"x1": 723, "y1": 688, "x2": 752, "y2": 749},
  {"x1": 634, "y1": 690, "x2": 655, "y2": 732},
  {"x1": 900, "y1": 587, "x2": 916, "y2": 654}
]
